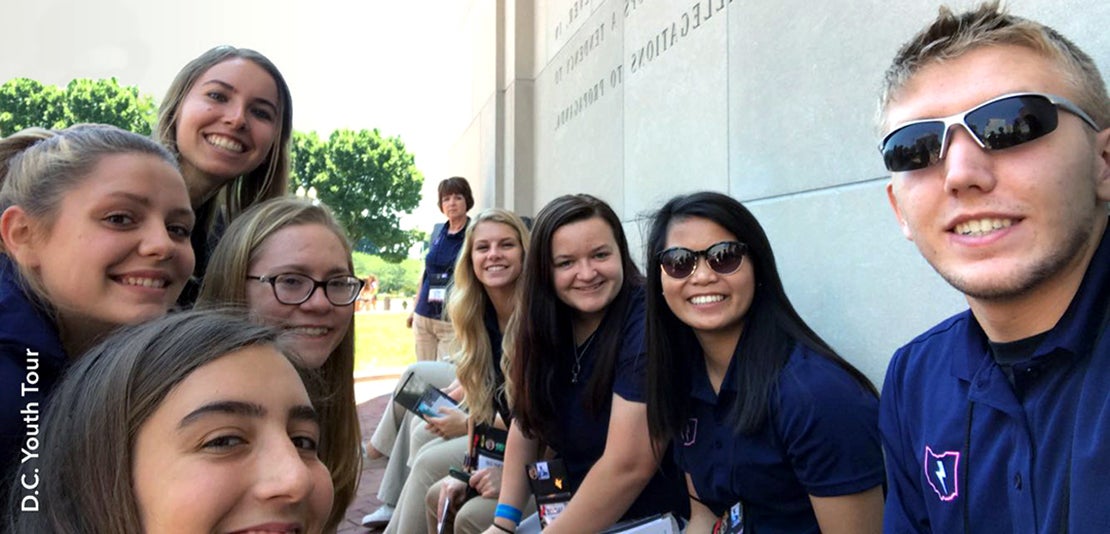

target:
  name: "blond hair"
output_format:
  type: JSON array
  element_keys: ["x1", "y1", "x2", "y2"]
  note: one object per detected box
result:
[
  {"x1": 879, "y1": 1, "x2": 1109, "y2": 131},
  {"x1": 446, "y1": 208, "x2": 530, "y2": 425}
]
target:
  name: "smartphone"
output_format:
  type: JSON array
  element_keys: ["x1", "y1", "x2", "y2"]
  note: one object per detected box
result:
[
  {"x1": 449, "y1": 466, "x2": 471, "y2": 484},
  {"x1": 448, "y1": 466, "x2": 479, "y2": 499}
]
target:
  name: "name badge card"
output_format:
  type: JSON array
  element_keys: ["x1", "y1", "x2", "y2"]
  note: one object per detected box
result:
[
  {"x1": 526, "y1": 459, "x2": 572, "y2": 529},
  {"x1": 428, "y1": 272, "x2": 451, "y2": 303},
  {"x1": 712, "y1": 501, "x2": 744, "y2": 534}
]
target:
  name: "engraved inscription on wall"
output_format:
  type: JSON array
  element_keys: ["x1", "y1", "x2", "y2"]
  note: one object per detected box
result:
[{"x1": 551, "y1": 0, "x2": 735, "y2": 132}]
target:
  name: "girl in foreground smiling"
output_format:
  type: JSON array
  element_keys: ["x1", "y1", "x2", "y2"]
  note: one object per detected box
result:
[{"x1": 7, "y1": 310, "x2": 333, "y2": 533}]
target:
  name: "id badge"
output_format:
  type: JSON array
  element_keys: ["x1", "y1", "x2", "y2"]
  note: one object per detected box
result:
[
  {"x1": 429, "y1": 287, "x2": 446, "y2": 303},
  {"x1": 539, "y1": 501, "x2": 567, "y2": 528},
  {"x1": 428, "y1": 273, "x2": 450, "y2": 303},
  {"x1": 712, "y1": 502, "x2": 744, "y2": 534}
]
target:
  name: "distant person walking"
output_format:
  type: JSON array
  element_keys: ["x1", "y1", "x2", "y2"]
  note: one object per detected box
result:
[{"x1": 409, "y1": 177, "x2": 472, "y2": 361}]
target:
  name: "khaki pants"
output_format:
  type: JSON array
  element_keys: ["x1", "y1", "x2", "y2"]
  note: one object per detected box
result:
[
  {"x1": 425, "y1": 480, "x2": 535, "y2": 534},
  {"x1": 383, "y1": 436, "x2": 468, "y2": 534},
  {"x1": 413, "y1": 313, "x2": 456, "y2": 362},
  {"x1": 369, "y1": 361, "x2": 457, "y2": 504}
]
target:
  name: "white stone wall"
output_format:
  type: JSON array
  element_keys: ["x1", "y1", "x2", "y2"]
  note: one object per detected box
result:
[{"x1": 449, "y1": 0, "x2": 1110, "y2": 386}]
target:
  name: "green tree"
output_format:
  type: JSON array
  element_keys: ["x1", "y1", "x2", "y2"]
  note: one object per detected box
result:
[
  {"x1": 290, "y1": 130, "x2": 327, "y2": 187},
  {"x1": 62, "y1": 78, "x2": 157, "y2": 135},
  {"x1": 0, "y1": 77, "x2": 156, "y2": 136},
  {"x1": 291, "y1": 128, "x2": 424, "y2": 262},
  {"x1": 0, "y1": 78, "x2": 66, "y2": 134},
  {"x1": 376, "y1": 261, "x2": 420, "y2": 295}
]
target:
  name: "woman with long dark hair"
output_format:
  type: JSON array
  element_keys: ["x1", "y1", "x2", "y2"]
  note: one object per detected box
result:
[
  {"x1": 484, "y1": 194, "x2": 685, "y2": 533},
  {"x1": 645, "y1": 192, "x2": 884, "y2": 533}
]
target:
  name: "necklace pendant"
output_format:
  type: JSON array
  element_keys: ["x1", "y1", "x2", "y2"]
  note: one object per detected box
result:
[{"x1": 571, "y1": 362, "x2": 581, "y2": 384}]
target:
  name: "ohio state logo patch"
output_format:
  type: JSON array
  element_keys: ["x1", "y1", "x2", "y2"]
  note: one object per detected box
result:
[
  {"x1": 924, "y1": 446, "x2": 960, "y2": 502},
  {"x1": 681, "y1": 418, "x2": 698, "y2": 446}
]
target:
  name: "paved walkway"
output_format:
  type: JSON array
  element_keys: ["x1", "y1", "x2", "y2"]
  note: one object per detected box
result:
[{"x1": 335, "y1": 375, "x2": 399, "y2": 533}]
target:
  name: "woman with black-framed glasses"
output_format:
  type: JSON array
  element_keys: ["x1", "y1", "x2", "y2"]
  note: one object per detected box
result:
[
  {"x1": 246, "y1": 272, "x2": 365, "y2": 307},
  {"x1": 196, "y1": 197, "x2": 361, "y2": 533},
  {"x1": 644, "y1": 192, "x2": 885, "y2": 534}
]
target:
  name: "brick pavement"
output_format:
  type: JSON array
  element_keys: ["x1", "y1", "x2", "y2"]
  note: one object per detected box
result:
[{"x1": 337, "y1": 393, "x2": 390, "y2": 534}]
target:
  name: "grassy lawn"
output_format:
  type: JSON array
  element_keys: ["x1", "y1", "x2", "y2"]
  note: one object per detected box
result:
[{"x1": 353, "y1": 311, "x2": 416, "y2": 375}]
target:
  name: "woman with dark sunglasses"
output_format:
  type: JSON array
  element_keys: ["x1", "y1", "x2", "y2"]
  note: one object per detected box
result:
[{"x1": 644, "y1": 192, "x2": 884, "y2": 534}]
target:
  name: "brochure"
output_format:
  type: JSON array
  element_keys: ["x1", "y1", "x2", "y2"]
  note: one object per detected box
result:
[{"x1": 392, "y1": 372, "x2": 458, "y2": 421}]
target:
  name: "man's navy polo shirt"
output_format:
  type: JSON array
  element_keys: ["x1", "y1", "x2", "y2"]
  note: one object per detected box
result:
[{"x1": 880, "y1": 224, "x2": 1110, "y2": 533}]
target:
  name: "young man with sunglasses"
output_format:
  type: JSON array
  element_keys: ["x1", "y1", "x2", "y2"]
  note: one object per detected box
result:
[{"x1": 877, "y1": 2, "x2": 1109, "y2": 533}]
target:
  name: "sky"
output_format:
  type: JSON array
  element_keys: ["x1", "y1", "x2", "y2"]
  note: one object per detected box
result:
[{"x1": 1, "y1": 0, "x2": 468, "y2": 235}]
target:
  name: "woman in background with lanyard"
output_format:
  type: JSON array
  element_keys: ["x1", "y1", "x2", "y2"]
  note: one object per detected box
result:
[{"x1": 410, "y1": 176, "x2": 473, "y2": 362}]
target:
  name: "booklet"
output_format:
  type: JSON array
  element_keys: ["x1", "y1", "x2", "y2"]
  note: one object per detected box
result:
[
  {"x1": 526, "y1": 459, "x2": 573, "y2": 529},
  {"x1": 392, "y1": 372, "x2": 458, "y2": 421}
]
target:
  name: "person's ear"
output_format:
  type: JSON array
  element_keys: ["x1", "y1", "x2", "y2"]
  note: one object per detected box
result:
[
  {"x1": 1095, "y1": 127, "x2": 1110, "y2": 203},
  {"x1": 886, "y1": 181, "x2": 913, "y2": 240},
  {"x1": 1, "y1": 206, "x2": 42, "y2": 267}
]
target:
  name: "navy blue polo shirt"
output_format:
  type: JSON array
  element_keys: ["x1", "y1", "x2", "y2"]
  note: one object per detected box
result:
[
  {"x1": 880, "y1": 224, "x2": 1110, "y2": 533},
  {"x1": 674, "y1": 342, "x2": 884, "y2": 533},
  {"x1": 414, "y1": 219, "x2": 468, "y2": 320},
  {"x1": 548, "y1": 287, "x2": 687, "y2": 522}
]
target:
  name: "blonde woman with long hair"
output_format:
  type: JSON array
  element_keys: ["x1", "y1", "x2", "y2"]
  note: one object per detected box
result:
[{"x1": 381, "y1": 208, "x2": 530, "y2": 534}]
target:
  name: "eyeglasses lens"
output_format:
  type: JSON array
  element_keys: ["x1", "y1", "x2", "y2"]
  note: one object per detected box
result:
[
  {"x1": 883, "y1": 125, "x2": 943, "y2": 172},
  {"x1": 882, "y1": 94, "x2": 1060, "y2": 172},
  {"x1": 661, "y1": 249, "x2": 697, "y2": 278},
  {"x1": 274, "y1": 274, "x2": 312, "y2": 303},
  {"x1": 273, "y1": 274, "x2": 361, "y2": 306},
  {"x1": 327, "y1": 278, "x2": 362, "y2": 305},
  {"x1": 706, "y1": 242, "x2": 745, "y2": 274},
  {"x1": 660, "y1": 242, "x2": 746, "y2": 279},
  {"x1": 965, "y1": 95, "x2": 1057, "y2": 151}
]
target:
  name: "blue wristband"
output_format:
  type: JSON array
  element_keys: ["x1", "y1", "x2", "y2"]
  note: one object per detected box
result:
[{"x1": 495, "y1": 503, "x2": 523, "y2": 524}]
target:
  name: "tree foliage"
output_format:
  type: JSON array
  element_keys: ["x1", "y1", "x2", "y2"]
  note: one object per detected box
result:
[
  {"x1": 0, "y1": 77, "x2": 156, "y2": 135},
  {"x1": 61, "y1": 78, "x2": 157, "y2": 135},
  {"x1": 291, "y1": 129, "x2": 424, "y2": 261}
]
